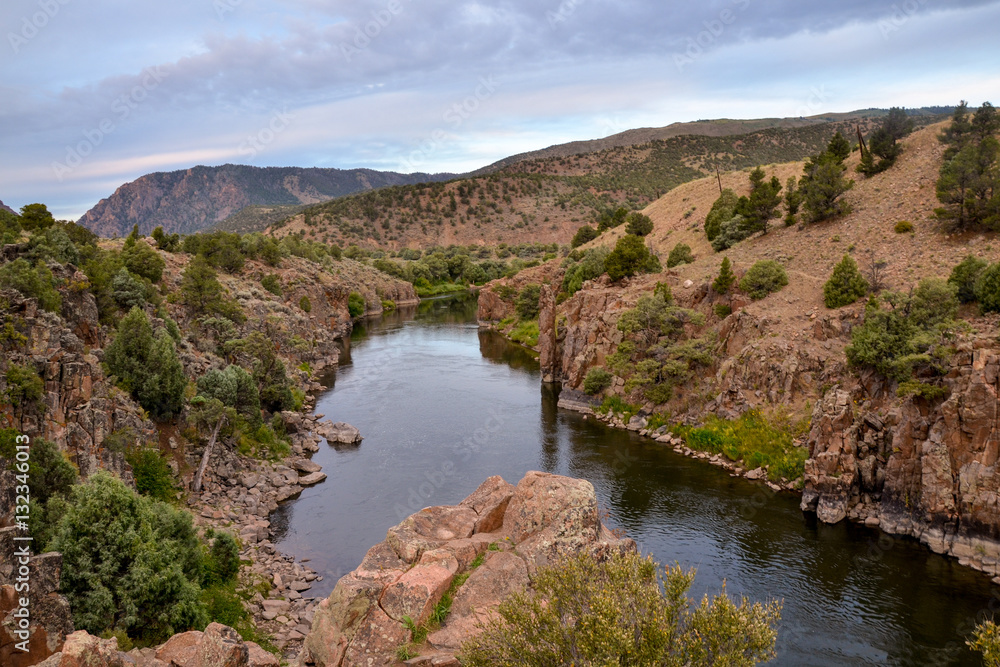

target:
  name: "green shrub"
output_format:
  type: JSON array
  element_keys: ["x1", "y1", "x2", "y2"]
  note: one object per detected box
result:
[
  {"x1": 561, "y1": 247, "x2": 609, "y2": 297},
  {"x1": 894, "y1": 220, "x2": 913, "y2": 233},
  {"x1": 605, "y1": 235, "x2": 661, "y2": 281},
  {"x1": 460, "y1": 551, "x2": 780, "y2": 667},
  {"x1": 111, "y1": 268, "x2": 147, "y2": 311},
  {"x1": 975, "y1": 263, "x2": 1000, "y2": 313},
  {"x1": 508, "y1": 320, "x2": 539, "y2": 347},
  {"x1": 298, "y1": 295, "x2": 312, "y2": 313},
  {"x1": 909, "y1": 278, "x2": 958, "y2": 328},
  {"x1": 969, "y1": 620, "x2": 1000, "y2": 666},
  {"x1": 625, "y1": 212, "x2": 654, "y2": 237},
  {"x1": 666, "y1": 243, "x2": 694, "y2": 268},
  {"x1": 348, "y1": 292, "x2": 365, "y2": 317},
  {"x1": 739, "y1": 260, "x2": 788, "y2": 300},
  {"x1": 823, "y1": 254, "x2": 868, "y2": 308},
  {"x1": 381, "y1": 299, "x2": 396, "y2": 311},
  {"x1": 896, "y1": 380, "x2": 949, "y2": 401},
  {"x1": 52, "y1": 471, "x2": 207, "y2": 643},
  {"x1": 714, "y1": 303, "x2": 732, "y2": 318},
  {"x1": 180, "y1": 256, "x2": 244, "y2": 322},
  {"x1": 712, "y1": 257, "x2": 736, "y2": 294},
  {"x1": 205, "y1": 531, "x2": 241, "y2": 585},
  {"x1": 680, "y1": 411, "x2": 808, "y2": 481},
  {"x1": 0, "y1": 259, "x2": 62, "y2": 312},
  {"x1": 515, "y1": 284, "x2": 541, "y2": 320},
  {"x1": 4, "y1": 363, "x2": 45, "y2": 410},
  {"x1": 570, "y1": 225, "x2": 599, "y2": 248},
  {"x1": 127, "y1": 446, "x2": 177, "y2": 502},
  {"x1": 949, "y1": 255, "x2": 988, "y2": 304},
  {"x1": 583, "y1": 368, "x2": 613, "y2": 395},
  {"x1": 260, "y1": 274, "x2": 282, "y2": 296},
  {"x1": 121, "y1": 241, "x2": 165, "y2": 283},
  {"x1": 705, "y1": 189, "x2": 739, "y2": 242}
]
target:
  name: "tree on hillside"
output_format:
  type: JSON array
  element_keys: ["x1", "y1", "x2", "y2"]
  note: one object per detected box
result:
[
  {"x1": 799, "y1": 139, "x2": 855, "y2": 223},
  {"x1": 857, "y1": 108, "x2": 913, "y2": 176},
  {"x1": 605, "y1": 235, "x2": 661, "y2": 281},
  {"x1": 571, "y1": 225, "x2": 599, "y2": 248},
  {"x1": 827, "y1": 131, "x2": 852, "y2": 163},
  {"x1": 625, "y1": 212, "x2": 654, "y2": 237},
  {"x1": 704, "y1": 189, "x2": 739, "y2": 242},
  {"x1": 737, "y1": 167, "x2": 783, "y2": 235},
  {"x1": 784, "y1": 176, "x2": 802, "y2": 226},
  {"x1": 19, "y1": 203, "x2": 55, "y2": 232},
  {"x1": 824, "y1": 254, "x2": 869, "y2": 308},
  {"x1": 935, "y1": 101, "x2": 999, "y2": 230},
  {"x1": 597, "y1": 206, "x2": 630, "y2": 232}
]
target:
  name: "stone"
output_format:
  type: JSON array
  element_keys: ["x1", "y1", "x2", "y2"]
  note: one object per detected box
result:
[
  {"x1": 386, "y1": 506, "x2": 478, "y2": 563},
  {"x1": 291, "y1": 459, "x2": 322, "y2": 474},
  {"x1": 289, "y1": 580, "x2": 312, "y2": 592},
  {"x1": 155, "y1": 630, "x2": 203, "y2": 665},
  {"x1": 303, "y1": 576, "x2": 383, "y2": 667},
  {"x1": 317, "y1": 421, "x2": 362, "y2": 445},
  {"x1": 298, "y1": 472, "x2": 327, "y2": 486},
  {"x1": 380, "y1": 563, "x2": 455, "y2": 626},
  {"x1": 341, "y1": 607, "x2": 409, "y2": 667},
  {"x1": 459, "y1": 475, "x2": 515, "y2": 534},
  {"x1": 245, "y1": 642, "x2": 279, "y2": 667},
  {"x1": 40, "y1": 631, "x2": 128, "y2": 667}
]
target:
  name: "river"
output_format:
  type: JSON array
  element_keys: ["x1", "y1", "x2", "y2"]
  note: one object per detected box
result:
[{"x1": 271, "y1": 294, "x2": 997, "y2": 666}]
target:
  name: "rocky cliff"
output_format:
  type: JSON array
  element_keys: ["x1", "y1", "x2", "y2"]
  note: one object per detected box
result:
[
  {"x1": 802, "y1": 333, "x2": 1000, "y2": 577},
  {"x1": 77, "y1": 165, "x2": 453, "y2": 238},
  {"x1": 301, "y1": 472, "x2": 634, "y2": 666}
]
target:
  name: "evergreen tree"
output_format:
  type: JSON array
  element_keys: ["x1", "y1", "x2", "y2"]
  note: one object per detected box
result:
[
  {"x1": 784, "y1": 176, "x2": 801, "y2": 226},
  {"x1": 737, "y1": 167, "x2": 782, "y2": 235},
  {"x1": 800, "y1": 154, "x2": 854, "y2": 222},
  {"x1": 712, "y1": 257, "x2": 736, "y2": 294},
  {"x1": 605, "y1": 235, "x2": 661, "y2": 281},
  {"x1": 704, "y1": 189, "x2": 739, "y2": 242},
  {"x1": 823, "y1": 255, "x2": 869, "y2": 308},
  {"x1": 625, "y1": 212, "x2": 654, "y2": 237},
  {"x1": 827, "y1": 131, "x2": 851, "y2": 163}
]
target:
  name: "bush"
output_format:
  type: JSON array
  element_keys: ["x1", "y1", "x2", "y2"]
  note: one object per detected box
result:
[
  {"x1": 823, "y1": 254, "x2": 869, "y2": 308},
  {"x1": 705, "y1": 189, "x2": 739, "y2": 242},
  {"x1": 127, "y1": 446, "x2": 177, "y2": 502},
  {"x1": 894, "y1": 220, "x2": 913, "y2": 233},
  {"x1": 970, "y1": 620, "x2": 1000, "y2": 666},
  {"x1": 460, "y1": 551, "x2": 780, "y2": 667},
  {"x1": 583, "y1": 367, "x2": 612, "y2": 395},
  {"x1": 570, "y1": 225, "x2": 599, "y2": 248},
  {"x1": 508, "y1": 320, "x2": 539, "y2": 347},
  {"x1": 260, "y1": 274, "x2": 282, "y2": 296},
  {"x1": 712, "y1": 257, "x2": 736, "y2": 294},
  {"x1": 180, "y1": 257, "x2": 243, "y2": 322},
  {"x1": 561, "y1": 247, "x2": 609, "y2": 297},
  {"x1": 52, "y1": 471, "x2": 207, "y2": 643},
  {"x1": 714, "y1": 303, "x2": 732, "y2": 318},
  {"x1": 665, "y1": 243, "x2": 694, "y2": 268},
  {"x1": 739, "y1": 260, "x2": 788, "y2": 300},
  {"x1": 121, "y1": 241, "x2": 165, "y2": 283},
  {"x1": 204, "y1": 531, "x2": 241, "y2": 585},
  {"x1": 949, "y1": 255, "x2": 988, "y2": 303},
  {"x1": 625, "y1": 212, "x2": 653, "y2": 237},
  {"x1": 605, "y1": 235, "x2": 661, "y2": 281},
  {"x1": 975, "y1": 263, "x2": 1000, "y2": 313},
  {"x1": 4, "y1": 363, "x2": 45, "y2": 411},
  {"x1": 515, "y1": 284, "x2": 541, "y2": 320},
  {"x1": 111, "y1": 268, "x2": 146, "y2": 311},
  {"x1": 909, "y1": 278, "x2": 958, "y2": 328},
  {"x1": 348, "y1": 292, "x2": 365, "y2": 317},
  {"x1": 0, "y1": 259, "x2": 62, "y2": 312},
  {"x1": 298, "y1": 295, "x2": 312, "y2": 313}
]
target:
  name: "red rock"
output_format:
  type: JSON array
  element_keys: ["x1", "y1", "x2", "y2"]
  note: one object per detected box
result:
[
  {"x1": 304, "y1": 575, "x2": 383, "y2": 667},
  {"x1": 341, "y1": 607, "x2": 409, "y2": 667},
  {"x1": 386, "y1": 506, "x2": 478, "y2": 563},
  {"x1": 380, "y1": 563, "x2": 454, "y2": 626},
  {"x1": 459, "y1": 476, "x2": 514, "y2": 534}
]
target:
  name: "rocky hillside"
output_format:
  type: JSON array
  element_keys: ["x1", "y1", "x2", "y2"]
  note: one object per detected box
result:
[
  {"x1": 77, "y1": 165, "x2": 455, "y2": 238},
  {"x1": 0, "y1": 200, "x2": 14, "y2": 215},
  {"x1": 477, "y1": 120, "x2": 1000, "y2": 578}
]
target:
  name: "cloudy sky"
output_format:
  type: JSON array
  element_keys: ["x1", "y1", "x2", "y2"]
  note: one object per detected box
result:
[{"x1": 2, "y1": 0, "x2": 999, "y2": 220}]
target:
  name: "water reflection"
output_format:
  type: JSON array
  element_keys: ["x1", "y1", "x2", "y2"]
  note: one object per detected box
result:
[{"x1": 272, "y1": 294, "x2": 996, "y2": 666}]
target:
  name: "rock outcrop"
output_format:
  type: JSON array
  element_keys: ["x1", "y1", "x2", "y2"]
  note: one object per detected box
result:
[
  {"x1": 802, "y1": 340, "x2": 1000, "y2": 577},
  {"x1": 301, "y1": 472, "x2": 635, "y2": 666},
  {"x1": 537, "y1": 284, "x2": 557, "y2": 383}
]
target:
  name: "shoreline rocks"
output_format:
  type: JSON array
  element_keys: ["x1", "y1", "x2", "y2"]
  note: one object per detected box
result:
[{"x1": 301, "y1": 472, "x2": 635, "y2": 666}]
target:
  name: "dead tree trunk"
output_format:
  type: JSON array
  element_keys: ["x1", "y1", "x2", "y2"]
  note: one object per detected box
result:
[{"x1": 192, "y1": 414, "x2": 226, "y2": 493}]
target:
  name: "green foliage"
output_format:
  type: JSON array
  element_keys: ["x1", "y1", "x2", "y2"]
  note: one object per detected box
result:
[
  {"x1": 783, "y1": 176, "x2": 801, "y2": 226},
  {"x1": 151, "y1": 226, "x2": 180, "y2": 252},
  {"x1": 625, "y1": 212, "x2": 654, "y2": 237},
  {"x1": 460, "y1": 550, "x2": 780, "y2": 667},
  {"x1": 561, "y1": 247, "x2": 609, "y2": 297},
  {"x1": 204, "y1": 532, "x2": 241, "y2": 585},
  {"x1": 739, "y1": 260, "x2": 788, "y2": 300},
  {"x1": 111, "y1": 267, "x2": 147, "y2": 311},
  {"x1": 19, "y1": 203, "x2": 55, "y2": 232},
  {"x1": 515, "y1": 284, "x2": 541, "y2": 320},
  {"x1": 27, "y1": 226, "x2": 80, "y2": 265},
  {"x1": 238, "y1": 332, "x2": 294, "y2": 413},
  {"x1": 714, "y1": 303, "x2": 732, "y2": 319},
  {"x1": 969, "y1": 620, "x2": 1000, "y2": 667},
  {"x1": 893, "y1": 220, "x2": 913, "y2": 233},
  {"x1": 704, "y1": 189, "x2": 739, "y2": 242},
  {"x1": 121, "y1": 240, "x2": 165, "y2": 283},
  {"x1": 508, "y1": 320, "x2": 539, "y2": 348},
  {"x1": 260, "y1": 274, "x2": 282, "y2": 296},
  {"x1": 197, "y1": 365, "x2": 261, "y2": 426},
  {"x1": 583, "y1": 367, "x2": 613, "y2": 395},
  {"x1": 104, "y1": 307, "x2": 187, "y2": 420},
  {"x1": 935, "y1": 101, "x2": 1000, "y2": 230},
  {"x1": 800, "y1": 152, "x2": 855, "y2": 222},
  {"x1": 4, "y1": 363, "x2": 45, "y2": 410},
  {"x1": 180, "y1": 256, "x2": 244, "y2": 322},
  {"x1": 948, "y1": 255, "x2": 988, "y2": 303},
  {"x1": 909, "y1": 278, "x2": 958, "y2": 329},
  {"x1": 975, "y1": 262, "x2": 1000, "y2": 313},
  {"x1": 823, "y1": 255, "x2": 869, "y2": 308},
  {"x1": 52, "y1": 471, "x2": 207, "y2": 643},
  {"x1": 678, "y1": 411, "x2": 809, "y2": 481},
  {"x1": 127, "y1": 446, "x2": 178, "y2": 502},
  {"x1": 896, "y1": 380, "x2": 949, "y2": 401},
  {"x1": 858, "y1": 108, "x2": 913, "y2": 176},
  {"x1": 0, "y1": 258, "x2": 62, "y2": 312},
  {"x1": 348, "y1": 291, "x2": 365, "y2": 317},
  {"x1": 666, "y1": 243, "x2": 694, "y2": 268},
  {"x1": 605, "y1": 235, "x2": 661, "y2": 281},
  {"x1": 597, "y1": 206, "x2": 629, "y2": 232},
  {"x1": 712, "y1": 257, "x2": 736, "y2": 294},
  {"x1": 27, "y1": 438, "x2": 78, "y2": 506},
  {"x1": 0, "y1": 208, "x2": 23, "y2": 244},
  {"x1": 737, "y1": 167, "x2": 783, "y2": 235},
  {"x1": 710, "y1": 214, "x2": 751, "y2": 252},
  {"x1": 381, "y1": 299, "x2": 396, "y2": 311},
  {"x1": 298, "y1": 295, "x2": 312, "y2": 312},
  {"x1": 827, "y1": 131, "x2": 852, "y2": 163},
  {"x1": 570, "y1": 225, "x2": 599, "y2": 248}
]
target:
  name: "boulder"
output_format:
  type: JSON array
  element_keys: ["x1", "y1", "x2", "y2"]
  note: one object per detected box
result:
[
  {"x1": 380, "y1": 562, "x2": 455, "y2": 626},
  {"x1": 291, "y1": 459, "x2": 322, "y2": 474},
  {"x1": 317, "y1": 421, "x2": 362, "y2": 445},
  {"x1": 298, "y1": 472, "x2": 327, "y2": 486},
  {"x1": 386, "y1": 506, "x2": 478, "y2": 563},
  {"x1": 459, "y1": 476, "x2": 515, "y2": 534}
]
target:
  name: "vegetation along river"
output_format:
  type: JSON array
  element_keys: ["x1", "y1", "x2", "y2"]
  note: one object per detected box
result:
[{"x1": 271, "y1": 294, "x2": 998, "y2": 666}]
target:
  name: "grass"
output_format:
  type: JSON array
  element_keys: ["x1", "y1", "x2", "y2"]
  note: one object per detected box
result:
[
  {"x1": 508, "y1": 320, "x2": 539, "y2": 347},
  {"x1": 671, "y1": 410, "x2": 810, "y2": 482},
  {"x1": 597, "y1": 395, "x2": 640, "y2": 421},
  {"x1": 415, "y1": 282, "x2": 469, "y2": 297}
]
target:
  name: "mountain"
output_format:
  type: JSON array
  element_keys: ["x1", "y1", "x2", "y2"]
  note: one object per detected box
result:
[
  {"x1": 0, "y1": 199, "x2": 15, "y2": 215},
  {"x1": 265, "y1": 112, "x2": 944, "y2": 249},
  {"x1": 76, "y1": 164, "x2": 455, "y2": 238}
]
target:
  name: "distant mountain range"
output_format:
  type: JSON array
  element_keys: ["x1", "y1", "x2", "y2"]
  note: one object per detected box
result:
[
  {"x1": 76, "y1": 165, "x2": 455, "y2": 238},
  {"x1": 76, "y1": 107, "x2": 952, "y2": 240}
]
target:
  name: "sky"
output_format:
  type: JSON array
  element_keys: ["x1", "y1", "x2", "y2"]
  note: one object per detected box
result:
[{"x1": 2, "y1": 0, "x2": 999, "y2": 221}]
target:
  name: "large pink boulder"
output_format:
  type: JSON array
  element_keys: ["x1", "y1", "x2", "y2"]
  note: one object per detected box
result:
[
  {"x1": 341, "y1": 607, "x2": 410, "y2": 667},
  {"x1": 380, "y1": 562, "x2": 455, "y2": 626},
  {"x1": 386, "y1": 506, "x2": 478, "y2": 563},
  {"x1": 459, "y1": 476, "x2": 515, "y2": 533}
]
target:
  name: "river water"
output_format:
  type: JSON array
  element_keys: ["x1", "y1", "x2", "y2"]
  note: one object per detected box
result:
[{"x1": 272, "y1": 294, "x2": 997, "y2": 666}]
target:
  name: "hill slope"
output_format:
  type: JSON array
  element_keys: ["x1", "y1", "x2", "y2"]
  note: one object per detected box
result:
[{"x1": 77, "y1": 164, "x2": 455, "y2": 238}]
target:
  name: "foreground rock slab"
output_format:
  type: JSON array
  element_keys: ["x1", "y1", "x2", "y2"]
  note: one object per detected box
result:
[{"x1": 300, "y1": 471, "x2": 635, "y2": 666}]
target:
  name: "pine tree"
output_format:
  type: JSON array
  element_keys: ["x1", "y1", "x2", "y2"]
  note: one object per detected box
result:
[
  {"x1": 712, "y1": 257, "x2": 736, "y2": 294},
  {"x1": 823, "y1": 255, "x2": 869, "y2": 308}
]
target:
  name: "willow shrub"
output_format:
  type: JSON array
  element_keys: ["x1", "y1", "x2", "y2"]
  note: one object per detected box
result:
[{"x1": 461, "y1": 550, "x2": 780, "y2": 667}]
